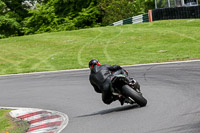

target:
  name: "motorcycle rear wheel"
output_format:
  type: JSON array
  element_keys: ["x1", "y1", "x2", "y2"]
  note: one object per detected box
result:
[{"x1": 122, "y1": 85, "x2": 147, "y2": 107}]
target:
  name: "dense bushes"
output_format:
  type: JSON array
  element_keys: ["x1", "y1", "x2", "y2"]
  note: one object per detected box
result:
[
  {"x1": 0, "y1": 0, "x2": 154, "y2": 38},
  {"x1": 0, "y1": 0, "x2": 22, "y2": 38},
  {"x1": 99, "y1": 0, "x2": 142, "y2": 25},
  {"x1": 23, "y1": 1, "x2": 101, "y2": 34},
  {"x1": 0, "y1": 15, "x2": 21, "y2": 38}
]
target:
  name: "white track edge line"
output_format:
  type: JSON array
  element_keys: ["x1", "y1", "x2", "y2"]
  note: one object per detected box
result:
[
  {"x1": 123, "y1": 60, "x2": 200, "y2": 68},
  {"x1": 0, "y1": 60, "x2": 199, "y2": 77}
]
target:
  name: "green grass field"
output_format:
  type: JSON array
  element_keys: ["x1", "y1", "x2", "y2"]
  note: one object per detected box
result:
[
  {"x1": 0, "y1": 109, "x2": 29, "y2": 133},
  {"x1": 0, "y1": 19, "x2": 200, "y2": 75},
  {"x1": 0, "y1": 109, "x2": 11, "y2": 132}
]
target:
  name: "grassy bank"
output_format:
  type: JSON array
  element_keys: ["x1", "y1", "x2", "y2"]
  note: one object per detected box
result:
[
  {"x1": 0, "y1": 109, "x2": 29, "y2": 133},
  {"x1": 0, "y1": 109, "x2": 11, "y2": 132},
  {"x1": 0, "y1": 19, "x2": 200, "y2": 75}
]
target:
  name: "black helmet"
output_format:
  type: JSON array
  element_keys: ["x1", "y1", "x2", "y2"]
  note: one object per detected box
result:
[{"x1": 89, "y1": 59, "x2": 100, "y2": 69}]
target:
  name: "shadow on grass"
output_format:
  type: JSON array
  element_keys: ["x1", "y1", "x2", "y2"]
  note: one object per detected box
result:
[{"x1": 76, "y1": 104, "x2": 139, "y2": 118}]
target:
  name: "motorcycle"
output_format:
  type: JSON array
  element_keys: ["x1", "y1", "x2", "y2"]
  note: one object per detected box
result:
[{"x1": 111, "y1": 70, "x2": 147, "y2": 107}]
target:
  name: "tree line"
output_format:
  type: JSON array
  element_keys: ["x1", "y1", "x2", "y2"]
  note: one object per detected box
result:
[{"x1": 0, "y1": 0, "x2": 154, "y2": 38}]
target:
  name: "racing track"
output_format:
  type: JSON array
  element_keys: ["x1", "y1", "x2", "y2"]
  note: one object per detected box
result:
[{"x1": 0, "y1": 61, "x2": 200, "y2": 133}]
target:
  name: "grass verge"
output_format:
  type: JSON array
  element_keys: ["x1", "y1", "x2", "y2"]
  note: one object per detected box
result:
[
  {"x1": 0, "y1": 19, "x2": 200, "y2": 75},
  {"x1": 0, "y1": 109, "x2": 29, "y2": 133}
]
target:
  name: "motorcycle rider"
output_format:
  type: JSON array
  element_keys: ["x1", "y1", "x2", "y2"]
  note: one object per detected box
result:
[{"x1": 89, "y1": 59, "x2": 140, "y2": 105}]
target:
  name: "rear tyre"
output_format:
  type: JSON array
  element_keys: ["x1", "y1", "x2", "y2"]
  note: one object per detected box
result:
[{"x1": 122, "y1": 85, "x2": 147, "y2": 107}]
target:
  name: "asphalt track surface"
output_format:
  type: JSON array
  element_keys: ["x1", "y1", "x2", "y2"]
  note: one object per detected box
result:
[{"x1": 0, "y1": 61, "x2": 200, "y2": 133}]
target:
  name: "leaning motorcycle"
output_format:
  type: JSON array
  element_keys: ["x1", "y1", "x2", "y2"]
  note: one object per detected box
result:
[{"x1": 111, "y1": 70, "x2": 147, "y2": 107}]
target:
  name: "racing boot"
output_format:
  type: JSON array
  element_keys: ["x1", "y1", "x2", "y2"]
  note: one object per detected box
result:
[{"x1": 118, "y1": 95, "x2": 125, "y2": 106}]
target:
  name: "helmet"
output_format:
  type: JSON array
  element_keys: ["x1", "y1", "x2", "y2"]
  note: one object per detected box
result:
[{"x1": 89, "y1": 59, "x2": 101, "y2": 69}]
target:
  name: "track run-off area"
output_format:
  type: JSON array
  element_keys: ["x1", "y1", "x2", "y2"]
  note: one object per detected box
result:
[{"x1": 0, "y1": 60, "x2": 200, "y2": 133}]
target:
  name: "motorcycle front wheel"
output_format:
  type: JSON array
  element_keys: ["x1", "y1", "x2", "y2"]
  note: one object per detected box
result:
[{"x1": 122, "y1": 85, "x2": 147, "y2": 107}]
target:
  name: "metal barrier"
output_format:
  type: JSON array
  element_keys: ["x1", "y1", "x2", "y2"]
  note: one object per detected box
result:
[
  {"x1": 109, "y1": 13, "x2": 149, "y2": 26},
  {"x1": 109, "y1": 5, "x2": 200, "y2": 26}
]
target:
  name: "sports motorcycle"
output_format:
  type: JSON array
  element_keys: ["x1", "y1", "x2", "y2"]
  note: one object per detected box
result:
[{"x1": 111, "y1": 70, "x2": 147, "y2": 107}]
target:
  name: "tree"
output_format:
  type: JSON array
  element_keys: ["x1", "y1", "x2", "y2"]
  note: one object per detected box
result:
[
  {"x1": 0, "y1": 15, "x2": 21, "y2": 38},
  {"x1": 0, "y1": 0, "x2": 155, "y2": 38},
  {"x1": 1, "y1": 0, "x2": 30, "y2": 21},
  {"x1": 22, "y1": 0, "x2": 101, "y2": 34},
  {"x1": 99, "y1": 0, "x2": 144, "y2": 25},
  {"x1": 0, "y1": 0, "x2": 21, "y2": 38},
  {"x1": 139, "y1": 0, "x2": 155, "y2": 12},
  {"x1": 0, "y1": 0, "x2": 40, "y2": 38}
]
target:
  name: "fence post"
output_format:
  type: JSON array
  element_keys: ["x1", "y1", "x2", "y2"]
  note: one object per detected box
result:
[
  {"x1": 148, "y1": 10, "x2": 153, "y2": 22},
  {"x1": 155, "y1": 0, "x2": 157, "y2": 9}
]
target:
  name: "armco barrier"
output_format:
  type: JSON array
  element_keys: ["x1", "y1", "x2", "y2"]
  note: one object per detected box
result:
[{"x1": 109, "y1": 13, "x2": 149, "y2": 26}]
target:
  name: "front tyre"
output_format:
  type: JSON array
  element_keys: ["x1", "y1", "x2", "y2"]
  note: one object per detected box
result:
[{"x1": 122, "y1": 85, "x2": 147, "y2": 107}]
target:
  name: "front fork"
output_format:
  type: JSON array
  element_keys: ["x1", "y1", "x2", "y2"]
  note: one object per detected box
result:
[{"x1": 128, "y1": 78, "x2": 141, "y2": 93}]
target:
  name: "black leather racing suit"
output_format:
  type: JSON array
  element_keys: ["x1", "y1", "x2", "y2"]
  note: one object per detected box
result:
[{"x1": 89, "y1": 64, "x2": 122, "y2": 104}]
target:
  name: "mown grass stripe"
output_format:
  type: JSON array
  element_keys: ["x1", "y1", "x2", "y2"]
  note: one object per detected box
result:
[{"x1": 0, "y1": 19, "x2": 199, "y2": 75}]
